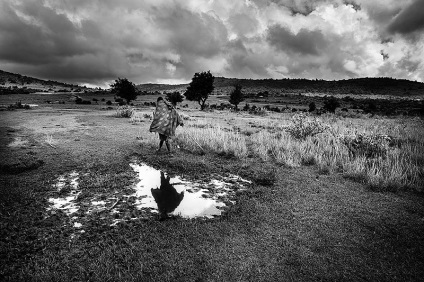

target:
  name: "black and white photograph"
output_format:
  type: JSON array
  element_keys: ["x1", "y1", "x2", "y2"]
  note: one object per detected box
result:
[{"x1": 1, "y1": 0, "x2": 424, "y2": 281}]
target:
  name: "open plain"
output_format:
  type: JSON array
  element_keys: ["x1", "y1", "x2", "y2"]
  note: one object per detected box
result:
[{"x1": 1, "y1": 92, "x2": 424, "y2": 281}]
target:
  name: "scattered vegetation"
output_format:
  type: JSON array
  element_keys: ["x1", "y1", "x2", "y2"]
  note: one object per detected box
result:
[{"x1": 7, "y1": 101, "x2": 31, "y2": 110}]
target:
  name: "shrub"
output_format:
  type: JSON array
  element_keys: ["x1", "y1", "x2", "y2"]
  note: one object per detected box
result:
[
  {"x1": 229, "y1": 84, "x2": 244, "y2": 110},
  {"x1": 308, "y1": 102, "x2": 316, "y2": 112},
  {"x1": 130, "y1": 113, "x2": 144, "y2": 123},
  {"x1": 110, "y1": 77, "x2": 137, "y2": 104},
  {"x1": 114, "y1": 105, "x2": 134, "y2": 118},
  {"x1": 342, "y1": 133, "x2": 392, "y2": 158},
  {"x1": 286, "y1": 113, "x2": 327, "y2": 140},
  {"x1": 106, "y1": 100, "x2": 112, "y2": 105},
  {"x1": 249, "y1": 107, "x2": 268, "y2": 116},
  {"x1": 75, "y1": 98, "x2": 91, "y2": 104},
  {"x1": 166, "y1": 91, "x2": 184, "y2": 106},
  {"x1": 323, "y1": 96, "x2": 340, "y2": 113},
  {"x1": 7, "y1": 101, "x2": 31, "y2": 110}
]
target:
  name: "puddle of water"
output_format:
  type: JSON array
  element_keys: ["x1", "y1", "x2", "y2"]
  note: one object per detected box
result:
[
  {"x1": 48, "y1": 172, "x2": 80, "y2": 216},
  {"x1": 45, "y1": 164, "x2": 251, "y2": 234},
  {"x1": 129, "y1": 163, "x2": 250, "y2": 219}
]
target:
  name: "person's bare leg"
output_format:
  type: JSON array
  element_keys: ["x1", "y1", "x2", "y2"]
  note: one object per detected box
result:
[
  {"x1": 165, "y1": 140, "x2": 171, "y2": 152},
  {"x1": 158, "y1": 139, "x2": 164, "y2": 152}
]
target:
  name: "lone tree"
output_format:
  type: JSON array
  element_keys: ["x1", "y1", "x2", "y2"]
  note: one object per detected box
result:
[
  {"x1": 110, "y1": 78, "x2": 137, "y2": 104},
  {"x1": 166, "y1": 91, "x2": 184, "y2": 106},
  {"x1": 184, "y1": 71, "x2": 214, "y2": 110},
  {"x1": 229, "y1": 84, "x2": 244, "y2": 110},
  {"x1": 323, "y1": 96, "x2": 340, "y2": 113}
]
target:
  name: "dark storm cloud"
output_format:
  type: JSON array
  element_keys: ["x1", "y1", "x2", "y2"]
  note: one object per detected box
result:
[
  {"x1": 223, "y1": 38, "x2": 269, "y2": 78},
  {"x1": 267, "y1": 25, "x2": 328, "y2": 56},
  {"x1": 0, "y1": 0, "x2": 423, "y2": 85},
  {"x1": 154, "y1": 6, "x2": 228, "y2": 59},
  {"x1": 0, "y1": 1, "x2": 97, "y2": 65},
  {"x1": 252, "y1": 0, "x2": 335, "y2": 15},
  {"x1": 387, "y1": 0, "x2": 424, "y2": 35}
]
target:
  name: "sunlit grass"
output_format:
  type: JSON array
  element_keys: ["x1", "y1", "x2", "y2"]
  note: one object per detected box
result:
[
  {"x1": 176, "y1": 124, "x2": 248, "y2": 158},
  {"x1": 166, "y1": 111, "x2": 424, "y2": 192}
]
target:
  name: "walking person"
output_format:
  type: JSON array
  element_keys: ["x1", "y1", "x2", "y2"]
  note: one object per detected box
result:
[{"x1": 149, "y1": 97, "x2": 183, "y2": 152}]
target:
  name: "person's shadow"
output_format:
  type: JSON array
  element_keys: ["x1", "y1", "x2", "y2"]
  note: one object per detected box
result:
[{"x1": 151, "y1": 172, "x2": 184, "y2": 220}]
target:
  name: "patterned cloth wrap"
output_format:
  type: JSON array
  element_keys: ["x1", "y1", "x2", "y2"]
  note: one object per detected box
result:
[{"x1": 149, "y1": 100, "x2": 183, "y2": 137}]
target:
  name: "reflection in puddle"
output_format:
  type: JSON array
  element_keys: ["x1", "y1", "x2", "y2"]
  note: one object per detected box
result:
[
  {"x1": 130, "y1": 163, "x2": 250, "y2": 219},
  {"x1": 45, "y1": 164, "x2": 251, "y2": 234}
]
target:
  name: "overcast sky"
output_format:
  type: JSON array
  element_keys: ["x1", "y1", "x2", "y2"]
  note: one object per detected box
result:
[{"x1": 1, "y1": 0, "x2": 424, "y2": 87}]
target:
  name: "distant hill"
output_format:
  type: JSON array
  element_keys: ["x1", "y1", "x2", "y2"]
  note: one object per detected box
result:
[
  {"x1": 0, "y1": 69, "x2": 85, "y2": 94},
  {"x1": 138, "y1": 77, "x2": 424, "y2": 97},
  {"x1": 2, "y1": 68, "x2": 423, "y2": 98},
  {"x1": 137, "y1": 83, "x2": 188, "y2": 93}
]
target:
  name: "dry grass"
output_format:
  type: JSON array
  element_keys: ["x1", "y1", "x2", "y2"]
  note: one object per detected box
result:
[
  {"x1": 150, "y1": 111, "x2": 424, "y2": 192},
  {"x1": 176, "y1": 124, "x2": 248, "y2": 158},
  {"x1": 113, "y1": 105, "x2": 134, "y2": 118},
  {"x1": 45, "y1": 134, "x2": 56, "y2": 148}
]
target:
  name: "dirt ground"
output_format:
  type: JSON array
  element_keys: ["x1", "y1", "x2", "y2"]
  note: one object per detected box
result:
[{"x1": 1, "y1": 94, "x2": 424, "y2": 281}]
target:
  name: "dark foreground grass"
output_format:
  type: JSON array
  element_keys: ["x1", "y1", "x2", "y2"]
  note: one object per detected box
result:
[
  {"x1": 3, "y1": 151, "x2": 424, "y2": 281},
  {"x1": 1, "y1": 105, "x2": 424, "y2": 281}
]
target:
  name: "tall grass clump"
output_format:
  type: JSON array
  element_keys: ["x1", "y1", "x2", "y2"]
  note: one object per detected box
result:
[
  {"x1": 285, "y1": 113, "x2": 328, "y2": 140},
  {"x1": 250, "y1": 130, "x2": 349, "y2": 170},
  {"x1": 175, "y1": 124, "x2": 248, "y2": 158},
  {"x1": 249, "y1": 113, "x2": 424, "y2": 192},
  {"x1": 114, "y1": 105, "x2": 134, "y2": 118}
]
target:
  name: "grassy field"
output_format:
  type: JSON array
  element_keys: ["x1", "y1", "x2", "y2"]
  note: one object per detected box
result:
[{"x1": 1, "y1": 93, "x2": 424, "y2": 281}]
